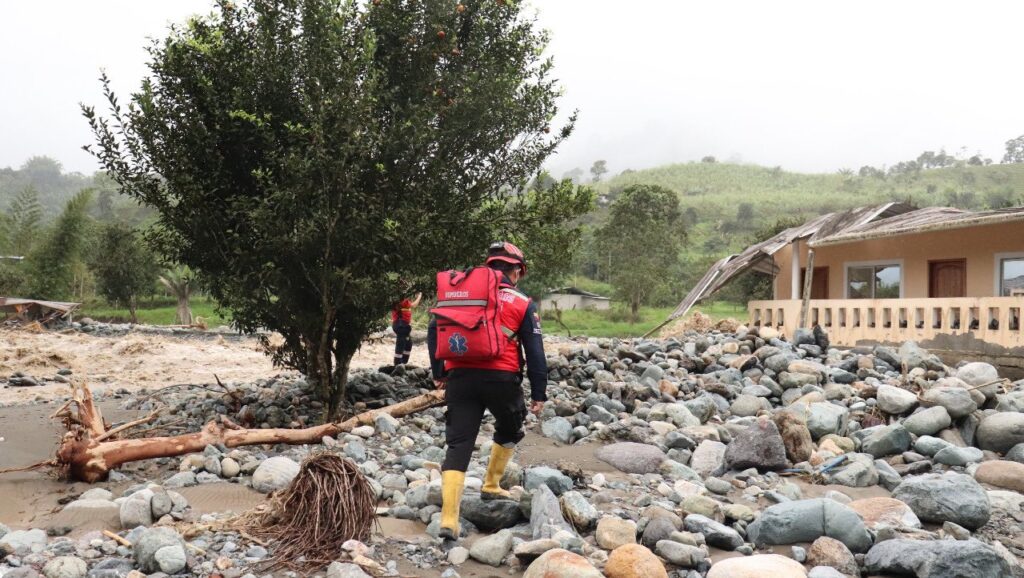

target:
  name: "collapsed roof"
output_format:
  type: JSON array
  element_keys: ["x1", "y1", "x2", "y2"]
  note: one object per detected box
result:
[
  {"x1": 659, "y1": 203, "x2": 1024, "y2": 332},
  {"x1": 0, "y1": 297, "x2": 81, "y2": 327},
  {"x1": 662, "y1": 203, "x2": 915, "y2": 326}
]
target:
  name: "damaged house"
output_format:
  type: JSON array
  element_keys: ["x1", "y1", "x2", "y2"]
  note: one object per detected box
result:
[{"x1": 669, "y1": 203, "x2": 1024, "y2": 366}]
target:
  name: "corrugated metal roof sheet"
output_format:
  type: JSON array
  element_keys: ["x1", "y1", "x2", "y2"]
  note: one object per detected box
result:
[
  {"x1": 660, "y1": 203, "x2": 915, "y2": 325},
  {"x1": 810, "y1": 206, "x2": 1024, "y2": 247}
]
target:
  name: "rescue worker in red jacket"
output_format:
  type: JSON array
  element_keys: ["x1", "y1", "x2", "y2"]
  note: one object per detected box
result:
[
  {"x1": 391, "y1": 293, "x2": 422, "y2": 366},
  {"x1": 427, "y1": 242, "x2": 548, "y2": 541}
]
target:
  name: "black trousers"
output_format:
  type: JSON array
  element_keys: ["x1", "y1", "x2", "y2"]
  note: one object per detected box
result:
[
  {"x1": 442, "y1": 369, "x2": 527, "y2": 472},
  {"x1": 393, "y1": 321, "x2": 412, "y2": 363}
]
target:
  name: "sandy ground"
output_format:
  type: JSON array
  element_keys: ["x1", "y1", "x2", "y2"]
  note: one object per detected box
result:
[{"x1": 0, "y1": 328, "x2": 431, "y2": 404}]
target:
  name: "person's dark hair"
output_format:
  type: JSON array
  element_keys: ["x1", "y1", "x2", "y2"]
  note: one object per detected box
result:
[{"x1": 487, "y1": 261, "x2": 520, "y2": 273}]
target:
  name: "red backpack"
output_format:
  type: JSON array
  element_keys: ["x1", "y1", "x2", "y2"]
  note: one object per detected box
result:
[{"x1": 431, "y1": 267, "x2": 509, "y2": 362}]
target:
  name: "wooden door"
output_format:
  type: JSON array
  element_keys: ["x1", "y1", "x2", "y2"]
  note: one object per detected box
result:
[
  {"x1": 800, "y1": 267, "x2": 829, "y2": 299},
  {"x1": 929, "y1": 259, "x2": 966, "y2": 298}
]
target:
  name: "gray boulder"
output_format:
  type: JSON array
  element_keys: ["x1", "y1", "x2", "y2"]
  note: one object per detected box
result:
[
  {"x1": 956, "y1": 362, "x2": 1000, "y2": 399},
  {"x1": 724, "y1": 418, "x2": 788, "y2": 471},
  {"x1": 594, "y1": 442, "x2": 666, "y2": 474},
  {"x1": 903, "y1": 406, "x2": 952, "y2": 437},
  {"x1": 560, "y1": 491, "x2": 598, "y2": 531},
  {"x1": 876, "y1": 384, "x2": 917, "y2": 415},
  {"x1": 746, "y1": 498, "x2": 872, "y2": 553},
  {"x1": 803, "y1": 403, "x2": 849, "y2": 439},
  {"x1": 920, "y1": 386, "x2": 978, "y2": 419},
  {"x1": 690, "y1": 440, "x2": 727, "y2": 476},
  {"x1": 469, "y1": 529, "x2": 513, "y2": 566},
  {"x1": 976, "y1": 412, "x2": 1024, "y2": 453},
  {"x1": 530, "y1": 484, "x2": 574, "y2": 539},
  {"x1": 541, "y1": 417, "x2": 573, "y2": 444},
  {"x1": 682, "y1": 514, "x2": 743, "y2": 550},
  {"x1": 0, "y1": 529, "x2": 47, "y2": 554},
  {"x1": 133, "y1": 527, "x2": 185, "y2": 573},
  {"x1": 524, "y1": 466, "x2": 573, "y2": 495},
  {"x1": 865, "y1": 538, "x2": 1010, "y2": 577},
  {"x1": 460, "y1": 494, "x2": 523, "y2": 531},
  {"x1": 859, "y1": 424, "x2": 911, "y2": 457},
  {"x1": 730, "y1": 394, "x2": 770, "y2": 417},
  {"x1": 252, "y1": 456, "x2": 300, "y2": 493},
  {"x1": 655, "y1": 540, "x2": 705, "y2": 567},
  {"x1": 43, "y1": 556, "x2": 87, "y2": 578},
  {"x1": 1006, "y1": 443, "x2": 1024, "y2": 464},
  {"x1": 119, "y1": 496, "x2": 153, "y2": 529},
  {"x1": 154, "y1": 544, "x2": 187, "y2": 574},
  {"x1": 933, "y1": 445, "x2": 984, "y2": 466},
  {"x1": 891, "y1": 472, "x2": 991, "y2": 530}
]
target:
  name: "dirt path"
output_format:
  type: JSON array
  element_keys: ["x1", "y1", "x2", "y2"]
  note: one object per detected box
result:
[{"x1": 0, "y1": 329, "x2": 431, "y2": 404}]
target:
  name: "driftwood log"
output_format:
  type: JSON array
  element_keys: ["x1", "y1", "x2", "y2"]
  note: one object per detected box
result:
[{"x1": 47, "y1": 382, "x2": 446, "y2": 483}]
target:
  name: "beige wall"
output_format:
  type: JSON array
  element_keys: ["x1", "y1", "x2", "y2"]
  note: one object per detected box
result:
[{"x1": 773, "y1": 220, "x2": 1024, "y2": 300}]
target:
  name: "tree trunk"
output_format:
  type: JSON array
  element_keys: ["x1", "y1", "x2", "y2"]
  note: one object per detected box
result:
[
  {"x1": 50, "y1": 383, "x2": 445, "y2": 483},
  {"x1": 175, "y1": 295, "x2": 192, "y2": 326},
  {"x1": 129, "y1": 297, "x2": 138, "y2": 325},
  {"x1": 630, "y1": 298, "x2": 640, "y2": 324},
  {"x1": 328, "y1": 352, "x2": 353, "y2": 422}
]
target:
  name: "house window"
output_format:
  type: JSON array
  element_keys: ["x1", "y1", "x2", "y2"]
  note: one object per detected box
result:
[
  {"x1": 1001, "y1": 258, "x2": 1024, "y2": 296},
  {"x1": 847, "y1": 264, "x2": 901, "y2": 299}
]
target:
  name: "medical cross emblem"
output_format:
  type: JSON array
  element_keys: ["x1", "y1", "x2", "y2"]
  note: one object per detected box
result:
[{"x1": 448, "y1": 333, "x2": 468, "y2": 355}]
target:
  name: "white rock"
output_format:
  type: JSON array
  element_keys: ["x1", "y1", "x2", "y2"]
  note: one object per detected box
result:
[
  {"x1": 252, "y1": 456, "x2": 300, "y2": 493},
  {"x1": 154, "y1": 544, "x2": 188, "y2": 574}
]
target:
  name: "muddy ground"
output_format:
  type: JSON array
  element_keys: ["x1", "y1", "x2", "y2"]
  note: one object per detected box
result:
[{"x1": 0, "y1": 328, "x2": 430, "y2": 405}]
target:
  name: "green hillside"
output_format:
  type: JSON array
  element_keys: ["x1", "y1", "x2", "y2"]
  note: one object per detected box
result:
[{"x1": 595, "y1": 161, "x2": 1024, "y2": 260}]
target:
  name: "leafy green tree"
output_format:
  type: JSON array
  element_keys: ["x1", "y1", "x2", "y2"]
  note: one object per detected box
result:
[
  {"x1": 589, "y1": 160, "x2": 608, "y2": 183},
  {"x1": 26, "y1": 190, "x2": 93, "y2": 300},
  {"x1": 20, "y1": 156, "x2": 64, "y2": 191},
  {"x1": 595, "y1": 184, "x2": 685, "y2": 321},
  {"x1": 562, "y1": 167, "x2": 584, "y2": 183},
  {"x1": 514, "y1": 178, "x2": 594, "y2": 298},
  {"x1": 84, "y1": 0, "x2": 584, "y2": 419},
  {"x1": 6, "y1": 187, "x2": 43, "y2": 256},
  {"x1": 1004, "y1": 134, "x2": 1024, "y2": 164},
  {"x1": 91, "y1": 224, "x2": 160, "y2": 323}
]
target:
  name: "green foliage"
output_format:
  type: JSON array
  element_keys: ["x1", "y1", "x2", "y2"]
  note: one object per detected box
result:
[
  {"x1": 84, "y1": 0, "x2": 582, "y2": 418},
  {"x1": 80, "y1": 295, "x2": 228, "y2": 326},
  {"x1": 595, "y1": 184, "x2": 686, "y2": 320},
  {"x1": 596, "y1": 161, "x2": 1024, "y2": 268},
  {"x1": 514, "y1": 178, "x2": 595, "y2": 298},
  {"x1": 540, "y1": 302, "x2": 743, "y2": 338},
  {"x1": 26, "y1": 190, "x2": 94, "y2": 300},
  {"x1": 4, "y1": 187, "x2": 43, "y2": 256},
  {"x1": 589, "y1": 160, "x2": 607, "y2": 183},
  {"x1": 1004, "y1": 134, "x2": 1024, "y2": 164},
  {"x1": 91, "y1": 224, "x2": 160, "y2": 323}
]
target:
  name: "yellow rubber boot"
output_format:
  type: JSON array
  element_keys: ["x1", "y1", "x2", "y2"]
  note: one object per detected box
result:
[
  {"x1": 439, "y1": 470, "x2": 465, "y2": 541},
  {"x1": 481, "y1": 444, "x2": 514, "y2": 501}
]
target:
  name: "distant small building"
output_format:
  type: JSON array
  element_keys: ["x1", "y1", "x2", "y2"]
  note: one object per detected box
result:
[{"x1": 540, "y1": 287, "x2": 611, "y2": 311}]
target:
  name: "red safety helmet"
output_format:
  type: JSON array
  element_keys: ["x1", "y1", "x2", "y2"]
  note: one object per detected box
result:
[{"x1": 485, "y1": 241, "x2": 527, "y2": 276}]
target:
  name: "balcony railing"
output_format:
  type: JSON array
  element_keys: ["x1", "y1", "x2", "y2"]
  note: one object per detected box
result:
[{"x1": 748, "y1": 297, "x2": 1024, "y2": 351}]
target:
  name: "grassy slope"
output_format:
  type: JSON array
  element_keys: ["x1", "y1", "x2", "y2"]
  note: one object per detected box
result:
[
  {"x1": 79, "y1": 297, "x2": 230, "y2": 326},
  {"x1": 598, "y1": 162, "x2": 1024, "y2": 259}
]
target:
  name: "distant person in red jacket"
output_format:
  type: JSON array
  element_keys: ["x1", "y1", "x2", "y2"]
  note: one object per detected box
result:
[{"x1": 391, "y1": 293, "x2": 422, "y2": 366}]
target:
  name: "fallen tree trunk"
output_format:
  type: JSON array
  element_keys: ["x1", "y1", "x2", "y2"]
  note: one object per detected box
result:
[{"x1": 50, "y1": 383, "x2": 446, "y2": 482}]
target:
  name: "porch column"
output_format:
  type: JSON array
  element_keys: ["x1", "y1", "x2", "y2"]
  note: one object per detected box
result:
[{"x1": 790, "y1": 239, "x2": 801, "y2": 300}]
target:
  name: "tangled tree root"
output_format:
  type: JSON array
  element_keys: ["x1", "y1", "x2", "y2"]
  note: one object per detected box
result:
[{"x1": 237, "y1": 452, "x2": 376, "y2": 571}]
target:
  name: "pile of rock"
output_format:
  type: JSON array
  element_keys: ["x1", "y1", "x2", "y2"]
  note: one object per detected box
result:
[{"x1": 4, "y1": 325, "x2": 1024, "y2": 578}]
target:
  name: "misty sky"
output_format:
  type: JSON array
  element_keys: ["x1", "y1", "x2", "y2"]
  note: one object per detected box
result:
[{"x1": 3, "y1": 1, "x2": 1024, "y2": 178}]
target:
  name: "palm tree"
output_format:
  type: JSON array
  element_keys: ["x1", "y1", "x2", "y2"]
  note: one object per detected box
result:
[{"x1": 159, "y1": 267, "x2": 193, "y2": 325}]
